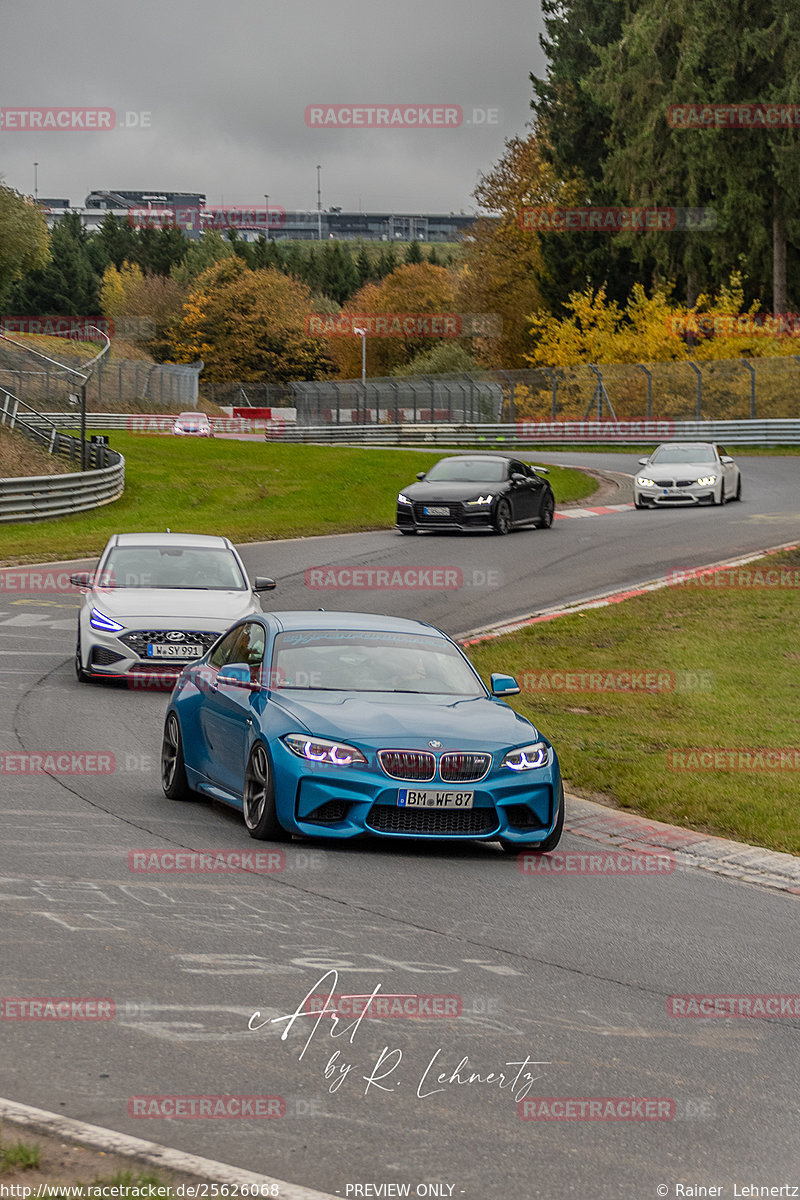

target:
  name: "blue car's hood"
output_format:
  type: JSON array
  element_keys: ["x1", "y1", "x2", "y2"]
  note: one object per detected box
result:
[{"x1": 268, "y1": 691, "x2": 541, "y2": 750}]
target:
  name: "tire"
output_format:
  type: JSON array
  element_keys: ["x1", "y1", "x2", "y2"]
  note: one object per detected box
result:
[
  {"x1": 498, "y1": 782, "x2": 565, "y2": 855},
  {"x1": 537, "y1": 494, "x2": 555, "y2": 529},
  {"x1": 161, "y1": 712, "x2": 193, "y2": 801},
  {"x1": 75, "y1": 631, "x2": 90, "y2": 683},
  {"x1": 242, "y1": 741, "x2": 289, "y2": 841},
  {"x1": 493, "y1": 498, "x2": 513, "y2": 535},
  {"x1": 733, "y1": 475, "x2": 742, "y2": 501},
  {"x1": 716, "y1": 483, "x2": 726, "y2": 506},
  {"x1": 634, "y1": 497, "x2": 646, "y2": 510}
]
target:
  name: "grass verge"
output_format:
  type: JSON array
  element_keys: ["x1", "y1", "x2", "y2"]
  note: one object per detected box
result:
[
  {"x1": 465, "y1": 546, "x2": 800, "y2": 855},
  {"x1": 0, "y1": 436, "x2": 595, "y2": 564}
]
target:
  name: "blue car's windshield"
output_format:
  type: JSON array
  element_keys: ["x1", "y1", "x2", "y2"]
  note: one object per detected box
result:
[{"x1": 271, "y1": 630, "x2": 485, "y2": 695}]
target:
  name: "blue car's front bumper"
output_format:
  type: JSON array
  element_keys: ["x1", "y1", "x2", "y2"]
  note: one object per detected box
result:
[{"x1": 272, "y1": 743, "x2": 562, "y2": 844}]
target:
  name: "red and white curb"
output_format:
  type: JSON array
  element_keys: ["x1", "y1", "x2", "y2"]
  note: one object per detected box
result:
[
  {"x1": 555, "y1": 502, "x2": 633, "y2": 519},
  {"x1": 563, "y1": 795, "x2": 800, "y2": 896},
  {"x1": 460, "y1": 538, "x2": 800, "y2": 645},
  {"x1": 0, "y1": 1097, "x2": 338, "y2": 1200}
]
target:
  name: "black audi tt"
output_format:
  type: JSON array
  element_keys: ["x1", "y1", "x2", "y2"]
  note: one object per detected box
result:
[{"x1": 396, "y1": 455, "x2": 555, "y2": 535}]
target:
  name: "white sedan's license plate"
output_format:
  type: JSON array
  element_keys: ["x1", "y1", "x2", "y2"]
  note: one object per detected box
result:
[
  {"x1": 147, "y1": 643, "x2": 203, "y2": 658},
  {"x1": 398, "y1": 789, "x2": 474, "y2": 809},
  {"x1": 424, "y1": 506, "x2": 450, "y2": 516}
]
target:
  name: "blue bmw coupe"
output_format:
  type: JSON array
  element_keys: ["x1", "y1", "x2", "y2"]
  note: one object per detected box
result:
[{"x1": 161, "y1": 612, "x2": 563, "y2": 853}]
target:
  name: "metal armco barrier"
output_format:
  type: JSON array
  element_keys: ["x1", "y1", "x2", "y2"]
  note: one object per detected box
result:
[{"x1": 263, "y1": 419, "x2": 800, "y2": 446}]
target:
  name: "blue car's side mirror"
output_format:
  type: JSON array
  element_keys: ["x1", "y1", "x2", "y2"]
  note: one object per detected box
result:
[
  {"x1": 490, "y1": 672, "x2": 520, "y2": 696},
  {"x1": 217, "y1": 663, "x2": 256, "y2": 690}
]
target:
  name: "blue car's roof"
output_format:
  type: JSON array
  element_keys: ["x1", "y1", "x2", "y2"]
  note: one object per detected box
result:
[{"x1": 262, "y1": 611, "x2": 444, "y2": 637}]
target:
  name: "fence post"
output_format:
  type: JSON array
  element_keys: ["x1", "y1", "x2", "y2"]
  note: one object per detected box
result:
[
  {"x1": 636, "y1": 364, "x2": 652, "y2": 418},
  {"x1": 688, "y1": 361, "x2": 702, "y2": 419},
  {"x1": 740, "y1": 360, "x2": 756, "y2": 419}
]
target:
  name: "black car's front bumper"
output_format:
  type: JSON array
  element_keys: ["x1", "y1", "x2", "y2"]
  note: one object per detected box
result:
[{"x1": 396, "y1": 501, "x2": 495, "y2": 531}]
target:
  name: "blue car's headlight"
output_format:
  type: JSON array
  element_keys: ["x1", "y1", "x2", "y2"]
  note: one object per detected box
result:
[
  {"x1": 502, "y1": 741, "x2": 549, "y2": 771},
  {"x1": 464, "y1": 494, "x2": 494, "y2": 506},
  {"x1": 90, "y1": 607, "x2": 124, "y2": 633},
  {"x1": 282, "y1": 734, "x2": 367, "y2": 767},
  {"x1": 397, "y1": 493, "x2": 411, "y2": 505}
]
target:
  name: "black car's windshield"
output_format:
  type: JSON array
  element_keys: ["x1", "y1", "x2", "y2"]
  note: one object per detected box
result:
[
  {"x1": 650, "y1": 445, "x2": 717, "y2": 465},
  {"x1": 99, "y1": 546, "x2": 246, "y2": 590},
  {"x1": 424, "y1": 458, "x2": 508, "y2": 483},
  {"x1": 271, "y1": 630, "x2": 485, "y2": 695}
]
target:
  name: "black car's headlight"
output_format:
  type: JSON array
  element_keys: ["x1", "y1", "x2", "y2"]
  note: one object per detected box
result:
[
  {"x1": 397, "y1": 493, "x2": 411, "y2": 505},
  {"x1": 464, "y1": 494, "x2": 494, "y2": 506},
  {"x1": 502, "y1": 741, "x2": 549, "y2": 771},
  {"x1": 282, "y1": 734, "x2": 367, "y2": 766}
]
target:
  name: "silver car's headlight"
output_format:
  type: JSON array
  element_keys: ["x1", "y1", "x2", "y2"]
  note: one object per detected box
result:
[
  {"x1": 696, "y1": 474, "x2": 717, "y2": 486},
  {"x1": 282, "y1": 734, "x2": 367, "y2": 766},
  {"x1": 90, "y1": 607, "x2": 124, "y2": 633},
  {"x1": 397, "y1": 493, "x2": 411, "y2": 505},
  {"x1": 502, "y1": 741, "x2": 549, "y2": 771},
  {"x1": 464, "y1": 494, "x2": 494, "y2": 506},
  {"x1": 636, "y1": 476, "x2": 656, "y2": 487}
]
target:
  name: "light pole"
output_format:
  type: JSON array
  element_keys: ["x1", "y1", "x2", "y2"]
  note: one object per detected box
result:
[
  {"x1": 316, "y1": 164, "x2": 322, "y2": 241},
  {"x1": 353, "y1": 326, "x2": 367, "y2": 384},
  {"x1": 33, "y1": 162, "x2": 39, "y2": 203}
]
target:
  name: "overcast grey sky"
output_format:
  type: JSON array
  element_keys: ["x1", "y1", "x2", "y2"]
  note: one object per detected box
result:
[{"x1": 1, "y1": 0, "x2": 546, "y2": 213}]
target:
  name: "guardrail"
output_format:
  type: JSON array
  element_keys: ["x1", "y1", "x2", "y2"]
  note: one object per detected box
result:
[
  {"x1": 265, "y1": 419, "x2": 800, "y2": 446},
  {"x1": 0, "y1": 389, "x2": 125, "y2": 522}
]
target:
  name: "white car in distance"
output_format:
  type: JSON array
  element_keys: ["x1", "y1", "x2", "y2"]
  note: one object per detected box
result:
[
  {"x1": 172, "y1": 411, "x2": 213, "y2": 437},
  {"x1": 71, "y1": 532, "x2": 275, "y2": 685},
  {"x1": 634, "y1": 442, "x2": 742, "y2": 508}
]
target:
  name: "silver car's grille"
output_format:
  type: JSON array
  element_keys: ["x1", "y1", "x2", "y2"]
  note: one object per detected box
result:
[
  {"x1": 439, "y1": 752, "x2": 492, "y2": 782},
  {"x1": 119, "y1": 629, "x2": 219, "y2": 657},
  {"x1": 367, "y1": 805, "x2": 498, "y2": 837},
  {"x1": 676, "y1": 479, "x2": 695, "y2": 488},
  {"x1": 378, "y1": 750, "x2": 436, "y2": 782}
]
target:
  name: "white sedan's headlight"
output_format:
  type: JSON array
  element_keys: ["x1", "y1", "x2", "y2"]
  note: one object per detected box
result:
[
  {"x1": 636, "y1": 476, "x2": 656, "y2": 487},
  {"x1": 90, "y1": 607, "x2": 124, "y2": 633},
  {"x1": 696, "y1": 474, "x2": 717, "y2": 486},
  {"x1": 397, "y1": 493, "x2": 411, "y2": 505},
  {"x1": 282, "y1": 734, "x2": 367, "y2": 766},
  {"x1": 464, "y1": 494, "x2": 494, "y2": 506},
  {"x1": 502, "y1": 741, "x2": 549, "y2": 771}
]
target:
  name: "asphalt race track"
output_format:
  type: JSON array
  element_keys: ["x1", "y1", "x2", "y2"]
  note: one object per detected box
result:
[{"x1": 1, "y1": 452, "x2": 798, "y2": 1198}]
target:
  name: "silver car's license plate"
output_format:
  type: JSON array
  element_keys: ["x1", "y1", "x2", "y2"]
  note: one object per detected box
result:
[
  {"x1": 147, "y1": 643, "x2": 203, "y2": 658},
  {"x1": 398, "y1": 789, "x2": 474, "y2": 809},
  {"x1": 424, "y1": 506, "x2": 450, "y2": 516}
]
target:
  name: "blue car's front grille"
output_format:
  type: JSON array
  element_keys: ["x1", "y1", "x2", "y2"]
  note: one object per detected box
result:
[
  {"x1": 367, "y1": 805, "x2": 499, "y2": 837},
  {"x1": 505, "y1": 804, "x2": 548, "y2": 830},
  {"x1": 439, "y1": 752, "x2": 491, "y2": 783},
  {"x1": 378, "y1": 750, "x2": 436, "y2": 782},
  {"x1": 305, "y1": 801, "x2": 350, "y2": 824}
]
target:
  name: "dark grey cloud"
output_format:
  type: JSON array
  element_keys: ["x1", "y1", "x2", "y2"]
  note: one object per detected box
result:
[{"x1": 2, "y1": 0, "x2": 546, "y2": 212}]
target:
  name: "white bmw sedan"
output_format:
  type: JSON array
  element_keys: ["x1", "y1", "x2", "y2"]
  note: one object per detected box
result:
[
  {"x1": 634, "y1": 442, "x2": 742, "y2": 508},
  {"x1": 71, "y1": 532, "x2": 275, "y2": 685}
]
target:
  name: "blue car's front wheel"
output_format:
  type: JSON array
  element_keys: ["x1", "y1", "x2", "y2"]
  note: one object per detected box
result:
[
  {"x1": 162, "y1": 713, "x2": 192, "y2": 802},
  {"x1": 243, "y1": 742, "x2": 290, "y2": 841}
]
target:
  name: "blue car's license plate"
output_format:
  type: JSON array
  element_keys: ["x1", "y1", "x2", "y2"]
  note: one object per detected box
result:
[{"x1": 398, "y1": 789, "x2": 474, "y2": 809}]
